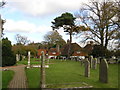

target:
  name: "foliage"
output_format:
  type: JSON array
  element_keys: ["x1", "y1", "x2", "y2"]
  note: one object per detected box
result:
[
  {"x1": 51, "y1": 12, "x2": 76, "y2": 58},
  {"x1": 2, "y1": 70, "x2": 14, "y2": 88},
  {"x1": 52, "y1": 12, "x2": 89, "y2": 58},
  {"x1": 0, "y1": 1, "x2": 6, "y2": 8},
  {"x1": 12, "y1": 44, "x2": 26, "y2": 55},
  {"x1": 25, "y1": 60, "x2": 118, "y2": 88},
  {"x1": 12, "y1": 43, "x2": 38, "y2": 58},
  {"x1": 114, "y1": 50, "x2": 120, "y2": 58},
  {"x1": 76, "y1": 0, "x2": 119, "y2": 49},
  {"x1": 0, "y1": 17, "x2": 5, "y2": 37},
  {"x1": 2, "y1": 38, "x2": 16, "y2": 67},
  {"x1": 91, "y1": 45, "x2": 113, "y2": 58},
  {"x1": 44, "y1": 31, "x2": 66, "y2": 49}
]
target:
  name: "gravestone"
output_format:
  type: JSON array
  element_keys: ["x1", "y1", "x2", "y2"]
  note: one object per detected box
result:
[
  {"x1": 40, "y1": 51, "x2": 46, "y2": 88},
  {"x1": 88, "y1": 56, "x2": 93, "y2": 68},
  {"x1": 16, "y1": 54, "x2": 19, "y2": 61},
  {"x1": 22, "y1": 55, "x2": 25, "y2": 60},
  {"x1": 92, "y1": 58, "x2": 97, "y2": 69},
  {"x1": 84, "y1": 58, "x2": 90, "y2": 77},
  {"x1": 97, "y1": 58, "x2": 100, "y2": 64},
  {"x1": 99, "y1": 58, "x2": 108, "y2": 83},
  {"x1": 27, "y1": 51, "x2": 31, "y2": 68}
]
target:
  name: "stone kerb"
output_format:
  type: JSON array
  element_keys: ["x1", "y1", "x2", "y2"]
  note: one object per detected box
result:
[{"x1": 99, "y1": 58, "x2": 108, "y2": 83}]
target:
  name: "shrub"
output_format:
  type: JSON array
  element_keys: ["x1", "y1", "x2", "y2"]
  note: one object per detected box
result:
[{"x1": 2, "y1": 38, "x2": 16, "y2": 67}]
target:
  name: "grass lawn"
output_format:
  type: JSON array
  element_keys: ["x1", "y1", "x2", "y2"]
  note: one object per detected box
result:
[
  {"x1": 25, "y1": 59, "x2": 118, "y2": 88},
  {"x1": 2, "y1": 70, "x2": 14, "y2": 88},
  {"x1": 17, "y1": 58, "x2": 41, "y2": 65}
]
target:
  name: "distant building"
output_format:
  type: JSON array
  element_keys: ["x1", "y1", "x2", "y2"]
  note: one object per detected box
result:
[
  {"x1": 37, "y1": 41, "x2": 94, "y2": 59},
  {"x1": 37, "y1": 49, "x2": 47, "y2": 58}
]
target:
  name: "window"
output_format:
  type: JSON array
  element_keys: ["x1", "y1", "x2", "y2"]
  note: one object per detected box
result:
[
  {"x1": 77, "y1": 51, "x2": 80, "y2": 54},
  {"x1": 52, "y1": 52, "x2": 56, "y2": 54}
]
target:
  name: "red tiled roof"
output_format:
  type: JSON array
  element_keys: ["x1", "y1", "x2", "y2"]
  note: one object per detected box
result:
[
  {"x1": 48, "y1": 48, "x2": 60, "y2": 56},
  {"x1": 38, "y1": 49, "x2": 47, "y2": 56}
]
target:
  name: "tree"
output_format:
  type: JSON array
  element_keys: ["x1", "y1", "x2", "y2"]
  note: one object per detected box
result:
[
  {"x1": 2, "y1": 38, "x2": 16, "y2": 66},
  {"x1": 76, "y1": 0, "x2": 119, "y2": 49},
  {"x1": 0, "y1": 1, "x2": 6, "y2": 37},
  {"x1": 0, "y1": 1, "x2": 6, "y2": 8},
  {"x1": 51, "y1": 12, "x2": 88, "y2": 58},
  {"x1": 44, "y1": 30, "x2": 66, "y2": 49},
  {"x1": 15, "y1": 34, "x2": 30, "y2": 45}
]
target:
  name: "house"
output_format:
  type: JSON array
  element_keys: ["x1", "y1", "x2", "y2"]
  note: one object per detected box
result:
[
  {"x1": 48, "y1": 48, "x2": 60, "y2": 59},
  {"x1": 37, "y1": 40, "x2": 94, "y2": 59},
  {"x1": 37, "y1": 49, "x2": 47, "y2": 58},
  {"x1": 38, "y1": 45, "x2": 61, "y2": 59},
  {"x1": 61, "y1": 42, "x2": 87, "y2": 59}
]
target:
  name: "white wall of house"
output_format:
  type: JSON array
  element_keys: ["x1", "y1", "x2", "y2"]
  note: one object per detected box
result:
[
  {"x1": 48, "y1": 55, "x2": 57, "y2": 59},
  {"x1": 70, "y1": 56, "x2": 85, "y2": 59}
]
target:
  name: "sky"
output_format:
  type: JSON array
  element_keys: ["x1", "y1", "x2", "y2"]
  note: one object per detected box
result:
[{"x1": 1, "y1": 0, "x2": 91, "y2": 47}]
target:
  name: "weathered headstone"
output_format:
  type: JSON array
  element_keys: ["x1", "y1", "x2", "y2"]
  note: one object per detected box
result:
[
  {"x1": 16, "y1": 54, "x2": 19, "y2": 61},
  {"x1": 40, "y1": 51, "x2": 46, "y2": 88},
  {"x1": 84, "y1": 58, "x2": 90, "y2": 77},
  {"x1": 22, "y1": 55, "x2": 25, "y2": 60},
  {"x1": 92, "y1": 58, "x2": 97, "y2": 69},
  {"x1": 88, "y1": 56, "x2": 93, "y2": 68},
  {"x1": 99, "y1": 58, "x2": 108, "y2": 83},
  {"x1": 27, "y1": 51, "x2": 31, "y2": 68}
]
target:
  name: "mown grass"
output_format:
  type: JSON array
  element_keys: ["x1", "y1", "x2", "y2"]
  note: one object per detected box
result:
[
  {"x1": 2, "y1": 70, "x2": 14, "y2": 88},
  {"x1": 25, "y1": 59, "x2": 118, "y2": 88},
  {"x1": 17, "y1": 58, "x2": 41, "y2": 65}
]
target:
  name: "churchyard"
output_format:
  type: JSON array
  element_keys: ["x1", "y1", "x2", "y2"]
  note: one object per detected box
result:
[{"x1": 2, "y1": 54, "x2": 119, "y2": 89}]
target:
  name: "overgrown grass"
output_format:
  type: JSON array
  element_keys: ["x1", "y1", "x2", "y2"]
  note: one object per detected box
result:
[
  {"x1": 25, "y1": 59, "x2": 118, "y2": 88},
  {"x1": 2, "y1": 70, "x2": 14, "y2": 88}
]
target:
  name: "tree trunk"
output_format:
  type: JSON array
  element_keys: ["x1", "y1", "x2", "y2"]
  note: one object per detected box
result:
[
  {"x1": 68, "y1": 30, "x2": 72, "y2": 59},
  {"x1": 105, "y1": 26, "x2": 109, "y2": 49}
]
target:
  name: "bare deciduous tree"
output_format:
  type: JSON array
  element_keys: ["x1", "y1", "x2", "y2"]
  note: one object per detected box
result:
[
  {"x1": 76, "y1": 0, "x2": 119, "y2": 49},
  {"x1": 15, "y1": 34, "x2": 30, "y2": 45}
]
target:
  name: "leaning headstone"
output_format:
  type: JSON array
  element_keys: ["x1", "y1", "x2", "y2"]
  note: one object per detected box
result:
[
  {"x1": 99, "y1": 58, "x2": 108, "y2": 83},
  {"x1": 40, "y1": 51, "x2": 46, "y2": 88},
  {"x1": 88, "y1": 56, "x2": 93, "y2": 68},
  {"x1": 16, "y1": 54, "x2": 19, "y2": 61},
  {"x1": 27, "y1": 51, "x2": 31, "y2": 68},
  {"x1": 84, "y1": 58, "x2": 90, "y2": 77},
  {"x1": 92, "y1": 58, "x2": 97, "y2": 69}
]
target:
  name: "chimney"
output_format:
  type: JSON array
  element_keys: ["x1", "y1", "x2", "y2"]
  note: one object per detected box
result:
[
  {"x1": 67, "y1": 39, "x2": 70, "y2": 44},
  {"x1": 56, "y1": 44, "x2": 60, "y2": 52}
]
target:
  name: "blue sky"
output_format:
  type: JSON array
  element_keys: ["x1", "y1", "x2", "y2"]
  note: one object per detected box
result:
[{"x1": 1, "y1": 0, "x2": 90, "y2": 46}]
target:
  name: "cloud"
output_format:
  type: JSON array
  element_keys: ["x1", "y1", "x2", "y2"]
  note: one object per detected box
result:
[
  {"x1": 4, "y1": 19, "x2": 52, "y2": 33},
  {"x1": 7, "y1": 0, "x2": 89, "y2": 17}
]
